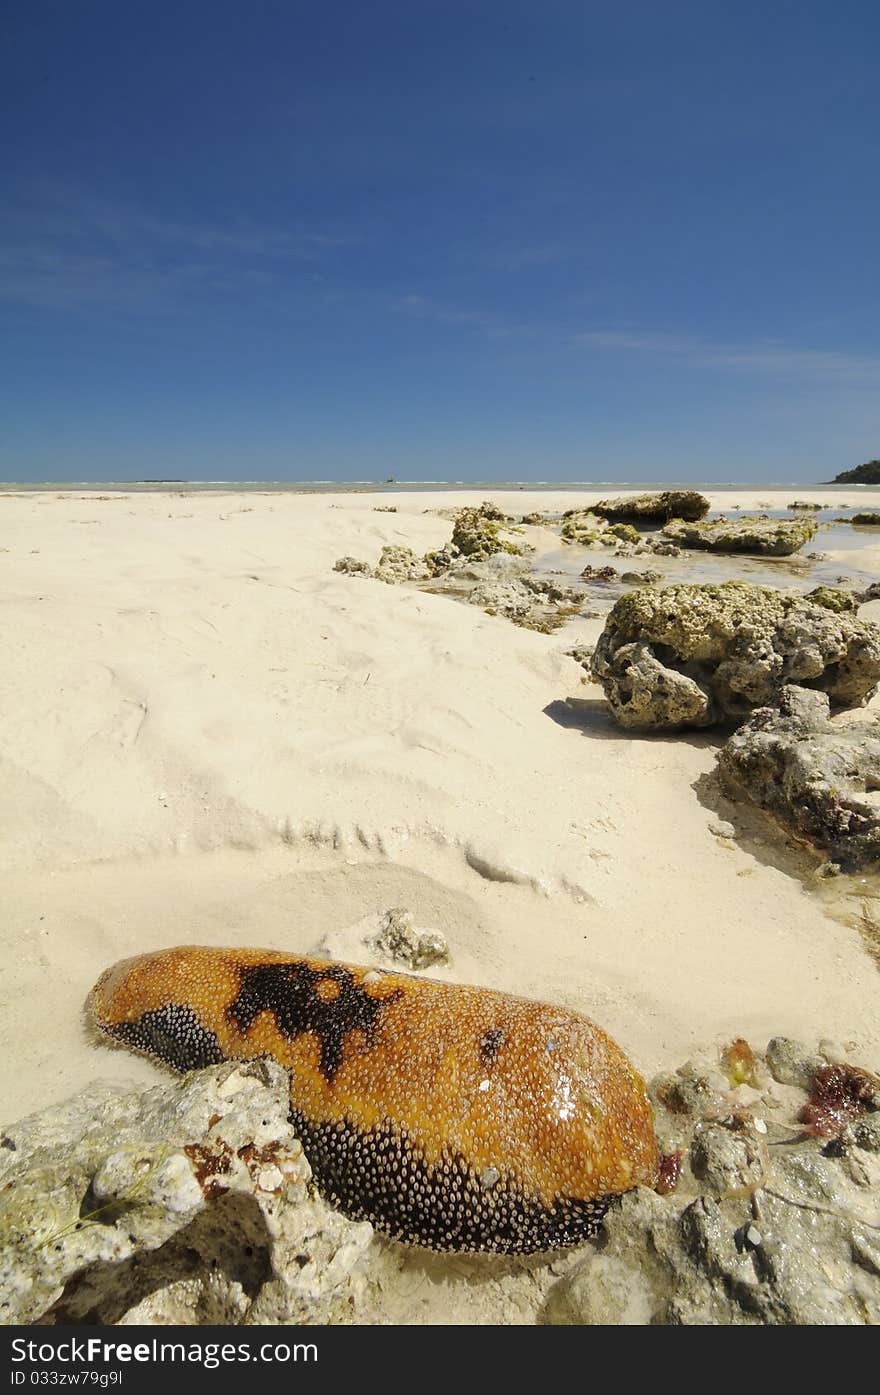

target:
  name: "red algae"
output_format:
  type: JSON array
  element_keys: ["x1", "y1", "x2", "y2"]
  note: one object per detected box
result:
[{"x1": 800, "y1": 1063, "x2": 879, "y2": 1138}]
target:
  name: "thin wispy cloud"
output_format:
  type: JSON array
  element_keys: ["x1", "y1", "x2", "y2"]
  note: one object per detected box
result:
[
  {"x1": 391, "y1": 292, "x2": 526, "y2": 341},
  {"x1": 63, "y1": 194, "x2": 356, "y2": 258},
  {"x1": 393, "y1": 295, "x2": 880, "y2": 388},
  {"x1": 393, "y1": 292, "x2": 498, "y2": 329},
  {"x1": 0, "y1": 185, "x2": 357, "y2": 311},
  {"x1": 573, "y1": 328, "x2": 880, "y2": 385},
  {"x1": 484, "y1": 242, "x2": 570, "y2": 272}
]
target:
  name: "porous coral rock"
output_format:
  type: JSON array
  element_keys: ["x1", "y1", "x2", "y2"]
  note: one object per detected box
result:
[
  {"x1": 333, "y1": 556, "x2": 372, "y2": 576},
  {"x1": 450, "y1": 502, "x2": 524, "y2": 560},
  {"x1": 594, "y1": 490, "x2": 710, "y2": 523},
  {"x1": 367, "y1": 906, "x2": 450, "y2": 970},
  {"x1": 620, "y1": 570, "x2": 663, "y2": 585},
  {"x1": 373, "y1": 545, "x2": 433, "y2": 583},
  {"x1": 806, "y1": 586, "x2": 860, "y2": 614},
  {"x1": 661, "y1": 515, "x2": 817, "y2": 556},
  {"x1": 3, "y1": 1038, "x2": 877, "y2": 1327},
  {"x1": 592, "y1": 582, "x2": 880, "y2": 730},
  {"x1": 559, "y1": 510, "x2": 615, "y2": 546},
  {"x1": 466, "y1": 575, "x2": 583, "y2": 632},
  {"x1": 0, "y1": 1060, "x2": 375, "y2": 1326},
  {"x1": 718, "y1": 685, "x2": 880, "y2": 869},
  {"x1": 543, "y1": 1038, "x2": 880, "y2": 1326}
]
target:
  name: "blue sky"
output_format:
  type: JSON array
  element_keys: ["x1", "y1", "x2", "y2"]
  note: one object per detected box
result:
[{"x1": 2, "y1": 1, "x2": 878, "y2": 483}]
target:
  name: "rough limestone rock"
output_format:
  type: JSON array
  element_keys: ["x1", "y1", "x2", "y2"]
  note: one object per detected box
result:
[
  {"x1": 851, "y1": 513, "x2": 880, "y2": 527},
  {"x1": 620, "y1": 569, "x2": 663, "y2": 585},
  {"x1": 560, "y1": 511, "x2": 638, "y2": 547},
  {"x1": 448, "y1": 502, "x2": 524, "y2": 560},
  {"x1": 446, "y1": 552, "x2": 532, "y2": 583},
  {"x1": 0, "y1": 1060, "x2": 382, "y2": 1325},
  {"x1": 543, "y1": 1039, "x2": 880, "y2": 1326},
  {"x1": 333, "y1": 547, "x2": 434, "y2": 583},
  {"x1": 465, "y1": 574, "x2": 584, "y2": 632},
  {"x1": 662, "y1": 514, "x2": 817, "y2": 556},
  {"x1": 718, "y1": 685, "x2": 880, "y2": 870},
  {"x1": 634, "y1": 539, "x2": 683, "y2": 557},
  {"x1": 4, "y1": 1041, "x2": 877, "y2": 1326},
  {"x1": 565, "y1": 644, "x2": 594, "y2": 671},
  {"x1": 596, "y1": 641, "x2": 712, "y2": 729},
  {"x1": 806, "y1": 586, "x2": 860, "y2": 615},
  {"x1": 333, "y1": 503, "x2": 526, "y2": 588},
  {"x1": 594, "y1": 490, "x2": 709, "y2": 523},
  {"x1": 333, "y1": 555, "x2": 372, "y2": 576},
  {"x1": 788, "y1": 500, "x2": 824, "y2": 510},
  {"x1": 373, "y1": 545, "x2": 434, "y2": 582},
  {"x1": 367, "y1": 906, "x2": 450, "y2": 970},
  {"x1": 591, "y1": 582, "x2": 880, "y2": 730},
  {"x1": 426, "y1": 557, "x2": 585, "y2": 632}
]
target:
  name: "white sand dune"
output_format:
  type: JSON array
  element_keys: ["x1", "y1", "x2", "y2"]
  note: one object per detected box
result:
[{"x1": 2, "y1": 487, "x2": 879, "y2": 1122}]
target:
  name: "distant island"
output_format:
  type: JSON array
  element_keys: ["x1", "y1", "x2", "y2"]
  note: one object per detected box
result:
[{"x1": 829, "y1": 459, "x2": 880, "y2": 484}]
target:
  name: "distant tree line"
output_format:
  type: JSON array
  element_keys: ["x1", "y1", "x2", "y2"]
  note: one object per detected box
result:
[{"x1": 831, "y1": 459, "x2": 880, "y2": 484}]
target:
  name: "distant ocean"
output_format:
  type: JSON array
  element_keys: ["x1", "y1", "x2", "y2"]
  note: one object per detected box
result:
[{"x1": 0, "y1": 478, "x2": 868, "y2": 495}]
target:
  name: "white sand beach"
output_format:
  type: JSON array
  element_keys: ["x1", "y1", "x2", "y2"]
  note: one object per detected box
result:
[{"x1": 2, "y1": 486, "x2": 880, "y2": 1129}]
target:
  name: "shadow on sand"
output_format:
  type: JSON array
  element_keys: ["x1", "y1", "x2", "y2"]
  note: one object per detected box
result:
[{"x1": 543, "y1": 696, "x2": 723, "y2": 751}]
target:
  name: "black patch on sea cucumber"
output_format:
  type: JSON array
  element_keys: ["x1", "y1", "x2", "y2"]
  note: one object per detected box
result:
[
  {"x1": 479, "y1": 1027, "x2": 506, "y2": 1063},
  {"x1": 290, "y1": 1107, "x2": 612, "y2": 1254},
  {"x1": 228, "y1": 962, "x2": 403, "y2": 1084},
  {"x1": 109, "y1": 1004, "x2": 226, "y2": 1072}
]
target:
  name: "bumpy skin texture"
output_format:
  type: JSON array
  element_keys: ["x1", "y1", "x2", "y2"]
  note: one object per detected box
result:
[
  {"x1": 90, "y1": 947, "x2": 659, "y2": 1254},
  {"x1": 592, "y1": 581, "x2": 880, "y2": 730},
  {"x1": 594, "y1": 490, "x2": 709, "y2": 523},
  {"x1": 661, "y1": 515, "x2": 816, "y2": 556}
]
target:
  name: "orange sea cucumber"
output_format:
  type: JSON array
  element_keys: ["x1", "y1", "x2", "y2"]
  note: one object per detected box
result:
[{"x1": 90, "y1": 946, "x2": 659, "y2": 1253}]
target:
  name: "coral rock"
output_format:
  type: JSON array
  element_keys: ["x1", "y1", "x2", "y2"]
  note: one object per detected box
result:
[
  {"x1": 594, "y1": 490, "x2": 709, "y2": 523},
  {"x1": 662, "y1": 515, "x2": 817, "y2": 556},
  {"x1": 592, "y1": 583, "x2": 880, "y2": 730},
  {"x1": 718, "y1": 685, "x2": 880, "y2": 869}
]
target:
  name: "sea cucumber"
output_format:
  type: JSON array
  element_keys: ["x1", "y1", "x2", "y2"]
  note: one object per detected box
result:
[{"x1": 89, "y1": 946, "x2": 659, "y2": 1253}]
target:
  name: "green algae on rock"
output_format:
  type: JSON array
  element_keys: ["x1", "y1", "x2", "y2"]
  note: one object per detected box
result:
[
  {"x1": 559, "y1": 510, "x2": 614, "y2": 546},
  {"x1": 805, "y1": 586, "x2": 860, "y2": 615},
  {"x1": 559, "y1": 513, "x2": 641, "y2": 549},
  {"x1": 591, "y1": 581, "x2": 880, "y2": 730},
  {"x1": 449, "y1": 501, "x2": 524, "y2": 560},
  {"x1": 662, "y1": 514, "x2": 817, "y2": 556}
]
